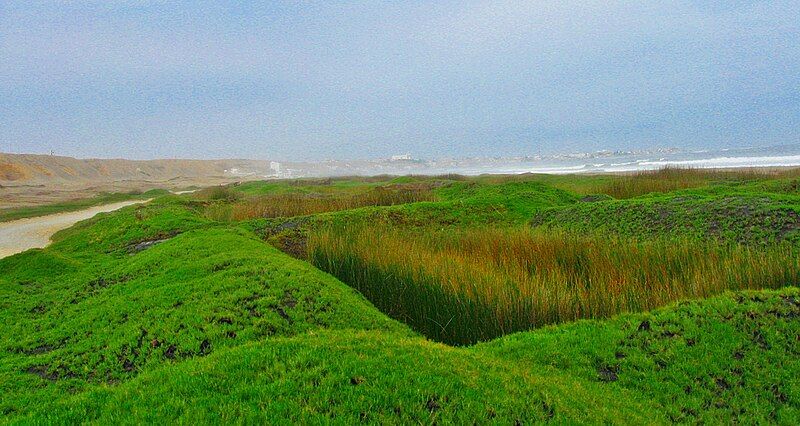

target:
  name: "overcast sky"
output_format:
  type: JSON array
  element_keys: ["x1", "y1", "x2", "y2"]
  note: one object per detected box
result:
[{"x1": 2, "y1": 1, "x2": 799, "y2": 160}]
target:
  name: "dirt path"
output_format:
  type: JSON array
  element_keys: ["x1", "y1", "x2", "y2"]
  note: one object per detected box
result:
[{"x1": 0, "y1": 199, "x2": 150, "y2": 259}]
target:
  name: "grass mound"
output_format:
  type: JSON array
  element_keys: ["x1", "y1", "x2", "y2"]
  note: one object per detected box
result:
[
  {"x1": 532, "y1": 192, "x2": 800, "y2": 245},
  {"x1": 0, "y1": 201, "x2": 402, "y2": 419},
  {"x1": 1, "y1": 169, "x2": 798, "y2": 423},
  {"x1": 9, "y1": 287, "x2": 799, "y2": 423},
  {"x1": 483, "y1": 287, "x2": 800, "y2": 423}
]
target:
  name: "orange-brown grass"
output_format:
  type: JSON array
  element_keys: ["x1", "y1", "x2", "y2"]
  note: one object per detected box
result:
[
  {"x1": 309, "y1": 226, "x2": 798, "y2": 344},
  {"x1": 196, "y1": 186, "x2": 242, "y2": 202},
  {"x1": 211, "y1": 184, "x2": 436, "y2": 221},
  {"x1": 580, "y1": 167, "x2": 800, "y2": 199}
]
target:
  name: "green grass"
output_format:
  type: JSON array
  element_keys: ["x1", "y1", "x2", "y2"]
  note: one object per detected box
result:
[
  {"x1": 0, "y1": 189, "x2": 167, "y2": 222},
  {"x1": 531, "y1": 190, "x2": 800, "y2": 245},
  {"x1": 1, "y1": 168, "x2": 799, "y2": 423},
  {"x1": 236, "y1": 171, "x2": 799, "y2": 347},
  {"x1": 0, "y1": 199, "x2": 403, "y2": 421},
  {"x1": 2, "y1": 203, "x2": 797, "y2": 423}
]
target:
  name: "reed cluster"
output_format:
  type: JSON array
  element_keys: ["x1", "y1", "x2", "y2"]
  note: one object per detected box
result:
[
  {"x1": 590, "y1": 167, "x2": 800, "y2": 199},
  {"x1": 309, "y1": 226, "x2": 798, "y2": 344},
  {"x1": 206, "y1": 184, "x2": 435, "y2": 221}
]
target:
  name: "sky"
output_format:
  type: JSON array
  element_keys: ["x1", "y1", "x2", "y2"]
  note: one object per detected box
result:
[{"x1": 1, "y1": 1, "x2": 799, "y2": 161}]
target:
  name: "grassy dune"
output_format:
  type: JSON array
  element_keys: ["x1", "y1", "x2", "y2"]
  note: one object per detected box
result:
[
  {"x1": 531, "y1": 190, "x2": 800, "y2": 245},
  {"x1": 22, "y1": 286, "x2": 800, "y2": 424},
  {"x1": 1, "y1": 168, "x2": 798, "y2": 423}
]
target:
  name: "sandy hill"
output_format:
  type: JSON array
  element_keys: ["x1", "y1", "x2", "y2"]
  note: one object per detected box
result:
[
  {"x1": 0, "y1": 153, "x2": 275, "y2": 209},
  {"x1": 0, "y1": 153, "x2": 271, "y2": 186}
]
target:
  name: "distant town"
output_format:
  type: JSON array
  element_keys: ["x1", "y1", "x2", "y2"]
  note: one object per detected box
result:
[{"x1": 225, "y1": 147, "x2": 686, "y2": 178}]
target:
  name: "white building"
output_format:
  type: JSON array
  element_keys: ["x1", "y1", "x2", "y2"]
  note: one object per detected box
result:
[{"x1": 269, "y1": 161, "x2": 282, "y2": 175}]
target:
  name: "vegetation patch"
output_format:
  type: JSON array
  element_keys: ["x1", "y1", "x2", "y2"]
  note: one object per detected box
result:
[
  {"x1": 539, "y1": 167, "x2": 800, "y2": 199},
  {"x1": 309, "y1": 225, "x2": 798, "y2": 344},
  {"x1": 1, "y1": 168, "x2": 798, "y2": 422},
  {"x1": 204, "y1": 182, "x2": 437, "y2": 222},
  {"x1": 531, "y1": 192, "x2": 800, "y2": 245}
]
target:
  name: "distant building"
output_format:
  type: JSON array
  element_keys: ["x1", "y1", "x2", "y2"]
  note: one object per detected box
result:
[
  {"x1": 269, "y1": 161, "x2": 282, "y2": 175},
  {"x1": 390, "y1": 154, "x2": 413, "y2": 161}
]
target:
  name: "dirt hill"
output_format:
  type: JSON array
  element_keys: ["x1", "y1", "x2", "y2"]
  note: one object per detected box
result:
[
  {"x1": 0, "y1": 153, "x2": 272, "y2": 186},
  {"x1": 0, "y1": 153, "x2": 272, "y2": 208}
]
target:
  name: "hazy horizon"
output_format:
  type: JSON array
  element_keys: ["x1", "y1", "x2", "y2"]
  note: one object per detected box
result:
[
  {"x1": 3, "y1": 1, "x2": 799, "y2": 162},
  {"x1": 4, "y1": 141, "x2": 800, "y2": 165}
]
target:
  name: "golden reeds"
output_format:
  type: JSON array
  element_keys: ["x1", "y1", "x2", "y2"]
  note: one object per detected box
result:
[{"x1": 309, "y1": 225, "x2": 798, "y2": 344}]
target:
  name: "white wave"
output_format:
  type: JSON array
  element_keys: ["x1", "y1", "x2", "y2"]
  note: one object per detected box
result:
[
  {"x1": 524, "y1": 164, "x2": 593, "y2": 174},
  {"x1": 639, "y1": 155, "x2": 800, "y2": 169},
  {"x1": 446, "y1": 154, "x2": 800, "y2": 176}
]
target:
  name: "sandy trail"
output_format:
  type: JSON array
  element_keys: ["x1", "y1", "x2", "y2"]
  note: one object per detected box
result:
[{"x1": 0, "y1": 199, "x2": 150, "y2": 259}]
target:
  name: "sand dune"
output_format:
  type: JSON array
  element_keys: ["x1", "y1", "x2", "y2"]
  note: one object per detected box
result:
[
  {"x1": 0, "y1": 153, "x2": 271, "y2": 208},
  {"x1": 0, "y1": 153, "x2": 270, "y2": 186}
]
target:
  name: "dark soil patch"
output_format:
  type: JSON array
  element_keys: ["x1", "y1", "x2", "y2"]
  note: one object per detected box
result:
[
  {"x1": 164, "y1": 345, "x2": 177, "y2": 359},
  {"x1": 198, "y1": 339, "x2": 211, "y2": 356},
  {"x1": 25, "y1": 365, "x2": 59, "y2": 381},
  {"x1": 21, "y1": 339, "x2": 65, "y2": 356},
  {"x1": 282, "y1": 291, "x2": 298, "y2": 308},
  {"x1": 580, "y1": 194, "x2": 612, "y2": 203},
  {"x1": 24, "y1": 344, "x2": 56, "y2": 355},
  {"x1": 25, "y1": 364, "x2": 76, "y2": 381},
  {"x1": 539, "y1": 400, "x2": 556, "y2": 419},
  {"x1": 751, "y1": 330, "x2": 770, "y2": 349},
  {"x1": 274, "y1": 234, "x2": 308, "y2": 259},
  {"x1": 425, "y1": 396, "x2": 441, "y2": 412},
  {"x1": 29, "y1": 304, "x2": 47, "y2": 315},
  {"x1": 770, "y1": 384, "x2": 788, "y2": 403},
  {"x1": 238, "y1": 293, "x2": 263, "y2": 318},
  {"x1": 274, "y1": 307, "x2": 292, "y2": 323},
  {"x1": 87, "y1": 275, "x2": 130, "y2": 292},
  {"x1": 125, "y1": 231, "x2": 180, "y2": 253},
  {"x1": 597, "y1": 364, "x2": 619, "y2": 382}
]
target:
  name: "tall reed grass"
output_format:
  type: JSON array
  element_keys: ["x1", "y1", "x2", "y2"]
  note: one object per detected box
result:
[
  {"x1": 585, "y1": 167, "x2": 800, "y2": 199},
  {"x1": 205, "y1": 184, "x2": 435, "y2": 221},
  {"x1": 196, "y1": 186, "x2": 242, "y2": 202},
  {"x1": 309, "y1": 226, "x2": 798, "y2": 345}
]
